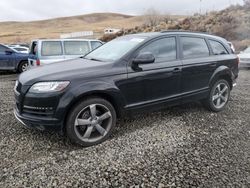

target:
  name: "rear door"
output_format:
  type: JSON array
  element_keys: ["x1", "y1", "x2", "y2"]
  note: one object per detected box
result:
[
  {"x1": 180, "y1": 36, "x2": 217, "y2": 96},
  {"x1": 64, "y1": 41, "x2": 90, "y2": 60},
  {"x1": 126, "y1": 36, "x2": 182, "y2": 108}
]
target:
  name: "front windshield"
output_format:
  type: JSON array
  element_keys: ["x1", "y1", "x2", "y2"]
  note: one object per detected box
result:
[
  {"x1": 85, "y1": 36, "x2": 146, "y2": 62},
  {"x1": 244, "y1": 47, "x2": 250, "y2": 53}
]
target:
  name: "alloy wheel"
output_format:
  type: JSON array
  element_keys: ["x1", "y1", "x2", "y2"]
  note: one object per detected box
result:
[
  {"x1": 21, "y1": 62, "x2": 29, "y2": 72},
  {"x1": 74, "y1": 104, "x2": 112, "y2": 143},
  {"x1": 212, "y1": 82, "x2": 229, "y2": 109}
]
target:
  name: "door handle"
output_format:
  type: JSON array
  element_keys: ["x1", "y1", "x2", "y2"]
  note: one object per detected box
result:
[
  {"x1": 172, "y1": 68, "x2": 181, "y2": 73},
  {"x1": 209, "y1": 63, "x2": 217, "y2": 67}
]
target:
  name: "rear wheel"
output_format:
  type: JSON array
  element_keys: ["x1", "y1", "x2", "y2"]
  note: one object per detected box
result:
[
  {"x1": 66, "y1": 97, "x2": 116, "y2": 147},
  {"x1": 18, "y1": 61, "x2": 28, "y2": 73},
  {"x1": 203, "y1": 79, "x2": 230, "y2": 112}
]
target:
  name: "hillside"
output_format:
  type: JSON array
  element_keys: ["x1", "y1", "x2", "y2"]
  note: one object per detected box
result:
[
  {"x1": 1, "y1": 4, "x2": 249, "y2": 51},
  {"x1": 100, "y1": 4, "x2": 250, "y2": 51},
  {"x1": 0, "y1": 13, "x2": 145, "y2": 43}
]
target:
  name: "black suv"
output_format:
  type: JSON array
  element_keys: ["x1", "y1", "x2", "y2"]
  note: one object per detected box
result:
[{"x1": 14, "y1": 31, "x2": 239, "y2": 146}]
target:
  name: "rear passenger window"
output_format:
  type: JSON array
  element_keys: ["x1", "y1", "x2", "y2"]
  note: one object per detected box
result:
[
  {"x1": 41, "y1": 41, "x2": 62, "y2": 56},
  {"x1": 139, "y1": 37, "x2": 177, "y2": 62},
  {"x1": 181, "y1": 37, "x2": 209, "y2": 59},
  {"x1": 209, "y1": 40, "x2": 228, "y2": 55},
  {"x1": 64, "y1": 41, "x2": 90, "y2": 55},
  {"x1": 91, "y1": 41, "x2": 102, "y2": 50}
]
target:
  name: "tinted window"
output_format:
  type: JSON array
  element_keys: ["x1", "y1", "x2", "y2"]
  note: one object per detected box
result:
[
  {"x1": 209, "y1": 40, "x2": 228, "y2": 55},
  {"x1": 139, "y1": 37, "x2": 177, "y2": 62},
  {"x1": 0, "y1": 45, "x2": 7, "y2": 53},
  {"x1": 91, "y1": 41, "x2": 102, "y2": 50},
  {"x1": 41, "y1": 41, "x2": 63, "y2": 56},
  {"x1": 64, "y1": 41, "x2": 90, "y2": 55},
  {"x1": 181, "y1": 37, "x2": 209, "y2": 58}
]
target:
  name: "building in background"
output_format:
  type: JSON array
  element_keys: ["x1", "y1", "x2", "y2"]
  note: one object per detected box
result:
[{"x1": 104, "y1": 28, "x2": 121, "y2": 35}]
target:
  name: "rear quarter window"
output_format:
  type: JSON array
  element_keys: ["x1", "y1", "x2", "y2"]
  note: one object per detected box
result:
[
  {"x1": 209, "y1": 40, "x2": 228, "y2": 55},
  {"x1": 91, "y1": 41, "x2": 103, "y2": 50},
  {"x1": 181, "y1": 37, "x2": 210, "y2": 59},
  {"x1": 41, "y1": 41, "x2": 63, "y2": 56}
]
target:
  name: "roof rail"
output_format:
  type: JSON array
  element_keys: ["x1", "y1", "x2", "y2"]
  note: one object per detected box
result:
[{"x1": 160, "y1": 30, "x2": 209, "y2": 35}]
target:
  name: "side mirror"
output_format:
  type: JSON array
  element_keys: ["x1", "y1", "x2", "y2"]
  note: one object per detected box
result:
[
  {"x1": 5, "y1": 49, "x2": 13, "y2": 55},
  {"x1": 133, "y1": 52, "x2": 155, "y2": 65}
]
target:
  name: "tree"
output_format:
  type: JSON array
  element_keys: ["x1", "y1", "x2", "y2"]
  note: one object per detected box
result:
[
  {"x1": 143, "y1": 8, "x2": 161, "y2": 27},
  {"x1": 243, "y1": 0, "x2": 250, "y2": 8}
]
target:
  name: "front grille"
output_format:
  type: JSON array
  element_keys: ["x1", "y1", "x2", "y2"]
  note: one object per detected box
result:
[{"x1": 22, "y1": 105, "x2": 54, "y2": 117}]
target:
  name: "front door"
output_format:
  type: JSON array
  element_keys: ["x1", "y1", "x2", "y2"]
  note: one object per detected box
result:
[{"x1": 126, "y1": 36, "x2": 182, "y2": 109}]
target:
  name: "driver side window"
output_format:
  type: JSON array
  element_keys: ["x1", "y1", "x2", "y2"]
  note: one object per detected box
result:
[{"x1": 139, "y1": 37, "x2": 177, "y2": 63}]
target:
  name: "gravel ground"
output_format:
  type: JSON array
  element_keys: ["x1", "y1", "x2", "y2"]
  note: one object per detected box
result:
[{"x1": 0, "y1": 70, "x2": 249, "y2": 187}]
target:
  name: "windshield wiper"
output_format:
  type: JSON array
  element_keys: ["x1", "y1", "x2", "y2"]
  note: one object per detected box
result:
[{"x1": 89, "y1": 58, "x2": 102, "y2": 62}]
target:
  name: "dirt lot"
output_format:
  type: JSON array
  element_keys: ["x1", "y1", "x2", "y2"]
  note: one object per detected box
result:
[{"x1": 0, "y1": 70, "x2": 250, "y2": 187}]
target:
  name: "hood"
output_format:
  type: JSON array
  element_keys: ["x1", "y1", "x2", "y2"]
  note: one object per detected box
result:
[{"x1": 19, "y1": 58, "x2": 114, "y2": 85}]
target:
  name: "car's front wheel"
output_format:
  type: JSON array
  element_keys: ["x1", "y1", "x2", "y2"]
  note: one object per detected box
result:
[
  {"x1": 203, "y1": 79, "x2": 231, "y2": 112},
  {"x1": 66, "y1": 97, "x2": 116, "y2": 147}
]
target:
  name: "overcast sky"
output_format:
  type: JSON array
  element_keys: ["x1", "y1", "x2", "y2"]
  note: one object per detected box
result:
[{"x1": 0, "y1": 0, "x2": 244, "y2": 22}]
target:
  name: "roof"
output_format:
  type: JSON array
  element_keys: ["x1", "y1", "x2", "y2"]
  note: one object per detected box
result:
[
  {"x1": 31, "y1": 39, "x2": 102, "y2": 42},
  {"x1": 125, "y1": 30, "x2": 228, "y2": 42}
]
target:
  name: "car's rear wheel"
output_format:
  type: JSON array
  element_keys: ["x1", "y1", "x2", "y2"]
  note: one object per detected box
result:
[
  {"x1": 66, "y1": 97, "x2": 116, "y2": 147},
  {"x1": 18, "y1": 61, "x2": 29, "y2": 73},
  {"x1": 203, "y1": 79, "x2": 231, "y2": 112}
]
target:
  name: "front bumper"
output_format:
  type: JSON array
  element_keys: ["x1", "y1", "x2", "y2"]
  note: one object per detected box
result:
[{"x1": 14, "y1": 108, "x2": 62, "y2": 131}]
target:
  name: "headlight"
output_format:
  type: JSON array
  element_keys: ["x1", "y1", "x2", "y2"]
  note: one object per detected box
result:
[{"x1": 29, "y1": 81, "x2": 70, "y2": 93}]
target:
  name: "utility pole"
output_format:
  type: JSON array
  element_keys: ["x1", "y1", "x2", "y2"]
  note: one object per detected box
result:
[{"x1": 199, "y1": 0, "x2": 202, "y2": 14}]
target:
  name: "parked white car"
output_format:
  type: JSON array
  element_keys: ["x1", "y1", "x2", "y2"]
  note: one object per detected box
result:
[
  {"x1": 238, "y1": 46, "x2": 250, "y2": 68},
  {"x1": 28, "y1": 39, "x2": 103, "y2": 68}
]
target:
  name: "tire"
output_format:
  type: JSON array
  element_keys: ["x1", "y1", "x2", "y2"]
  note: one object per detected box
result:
[
  {"x1": 18, "y1": 61, "x2": 29, "y2": 73},
  {"x1": 66, "y1": 97, "x2": 117, "y2": 147},
  {"x1": 203, "y1": 79, "x2": 231, "y2": 112}
]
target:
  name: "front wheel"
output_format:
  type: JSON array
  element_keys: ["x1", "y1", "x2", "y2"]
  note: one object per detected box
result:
[
  {"x1": 66, "y1": 97, "x2": 117, "y2": 147},
  {"x1": 203, "y1": 79, "x2": 231, "y2": 112}
]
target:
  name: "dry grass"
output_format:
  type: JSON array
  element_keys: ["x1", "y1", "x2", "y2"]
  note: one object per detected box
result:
[{"x1": 0, "y1": 13, "x2": 145, "y2": 43}]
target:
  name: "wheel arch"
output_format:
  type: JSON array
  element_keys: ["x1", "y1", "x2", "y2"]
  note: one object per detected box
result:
[
  {"x1": 62, "y1": 90, "x2": 125, "y2": 133},
  {"x1": 209, "y1": 66, "x2": 233, "y2": 90}
]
